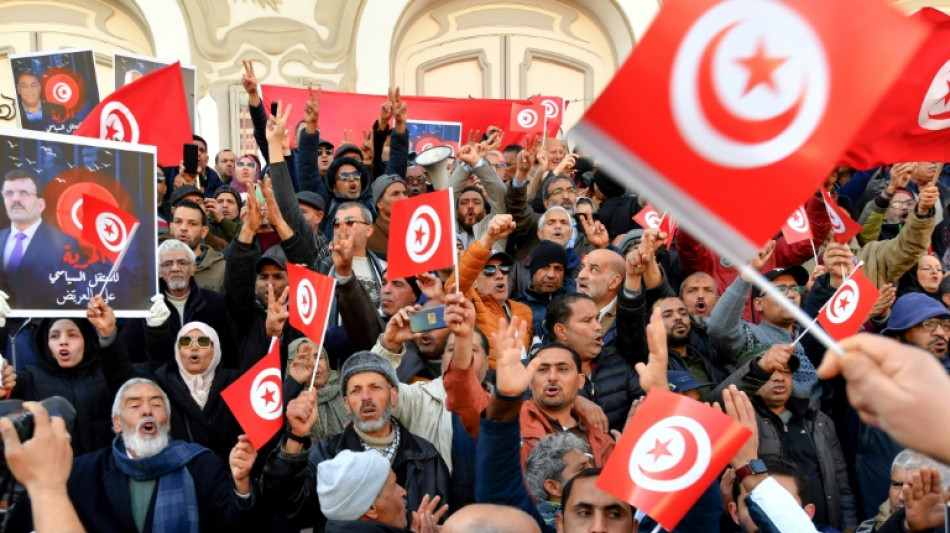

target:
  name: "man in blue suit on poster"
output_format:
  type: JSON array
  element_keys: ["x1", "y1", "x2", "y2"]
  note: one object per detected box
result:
[{"x1": 0, "y1": 169, "x2": 80, "y2": 308}]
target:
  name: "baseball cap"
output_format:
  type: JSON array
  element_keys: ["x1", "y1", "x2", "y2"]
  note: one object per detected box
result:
[{"x1": 752, "y1": 266, "x2": 809, "y2": 298}]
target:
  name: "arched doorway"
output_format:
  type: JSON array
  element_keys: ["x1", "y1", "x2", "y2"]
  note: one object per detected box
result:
[{"x1": 391, "y1": 0, "x2": 634, "y2": 131}]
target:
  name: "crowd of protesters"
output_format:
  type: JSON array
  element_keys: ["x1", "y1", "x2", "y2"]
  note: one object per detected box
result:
[{"x1": 1, "y1": 59, "x2": 950, "y2": 533}]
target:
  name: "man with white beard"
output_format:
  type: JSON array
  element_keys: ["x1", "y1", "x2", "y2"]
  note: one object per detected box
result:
[{"x1": 7, "y1": 378, "x2": 251, "y2": 532}]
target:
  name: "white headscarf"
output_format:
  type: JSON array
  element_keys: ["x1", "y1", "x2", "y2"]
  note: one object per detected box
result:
[{"x1": 175, "y1": 321, "x2": 222, "y2": 409}]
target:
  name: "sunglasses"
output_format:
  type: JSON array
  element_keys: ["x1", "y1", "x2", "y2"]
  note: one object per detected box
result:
[
  {"x1": 482, "y1": 265, "x2": 511, "y2": 276},
  {"x1": 317, "y1": 148, "x2": 334, "y2": 156},
  {"x1": 235, "y1": 161, "x2": 257, "y2": 168},
  {"x1": 337, "y1": 171, "x2": 361, "y2": 182},
  {"x1": 332, "y1": 216, "x2": 370, "y2": 229},
  {"x1": 178, "y1": 336, "x2": 212, "y2": 348}
]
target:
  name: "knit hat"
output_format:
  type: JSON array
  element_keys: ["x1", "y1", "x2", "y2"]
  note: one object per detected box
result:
[
  {"x1": 296, "y1": 190, "x2": 326, "y2": 212},
  {"x1": 317, "y1": 450, "x2": 391, "y2": 521},
  {"x1": 214, "y1": 186, "x2": 244, "y2": 212},
  {"x1": 593, "y1": 168, "x2": 625, "y2": 198},
  {"x1": 529, "y1": 240, "x2": 569, "y2": 277},
  {"x1": 326, "y1": 156, "x2": 370, "y2": 191},
  {"x1": 371, "y1": 174, "x2": 407, "y2": 205},
  {"x1": 882, "y1": 292, "x2": 950, "y2": 335},
  {"x1": 340, "y1": 351, "x2": 399, "y2": 396}
]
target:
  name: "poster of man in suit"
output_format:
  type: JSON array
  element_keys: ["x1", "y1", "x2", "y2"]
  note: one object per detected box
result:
[
  {"x1": 0, "y1": 127, "x2": 157, "y2": 317},
  {"x1": 9, "y1": 49, "x2": 100, "y2": 134}
]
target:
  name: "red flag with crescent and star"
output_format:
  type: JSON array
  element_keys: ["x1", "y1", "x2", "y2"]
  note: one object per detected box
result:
[
  {"x1": 780, "y1": 205, "x2": 813, "y2": 244},
  {"x1": 74, "y1": 62, "x2": 191, "y2": 166},
  {"x1": 387, "y1": 188, "x2": 456, "y2": 281},
  {"x1": 820, "y1": 189, "x2": 862, "y2": 244},
  {"x1": 572, "y1": 0, "x2": 928, "y2": 265},
  {"x1": 842, "y1": 8, "x2": 950, "y2": 169},
  {"x1": 80, "y1": 194, "x2": 139, "y2": 263},
  {"x1": 221, "y1": 337, "x2": 283, "y2": 450},
  {"x1": 509, "y1": 102, "x2": 546, "y2": 135},
  {"x1": 632, "y1": 204, "x2": 676, "y2": 247},
  {"x1": 817, "y1": 267, "x2": 880, "y2": 340},
  {"x1": 286, "y1": 263, "x2": 336, "y2": 350},
  {"x1": 598, "y1": 389, "x2": 750, "y2": 531}
]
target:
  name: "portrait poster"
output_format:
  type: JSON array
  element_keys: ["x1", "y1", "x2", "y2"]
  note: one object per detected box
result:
[
  {"x1": 407, "y1": 120, "x2": 463, "y2": 155},
  {"x1": 0, "y1": 127, "x2": 157, "y2": 317},
  {"x1": 10, "y1": 49, "x2": 101, "y2": 134},
  {"x1": 113, "y1": 52, "x2": 197, "y2": 129}
]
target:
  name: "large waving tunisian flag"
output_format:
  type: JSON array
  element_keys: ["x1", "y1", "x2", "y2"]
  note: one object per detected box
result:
[
  {"x1": 387, "y1": 189, "x2": 456, "y2": 281},
  {"x1": 842, "y1": 8, "x2": 950, "y2": 170},
  {"x1": 570, "y1": 0, "x2": 927, "y2": 264},
  {"x1": 74, "y1": 62, "x2": 191, "y2": 166},
  {"x1": 221, "y1": 338, "x2": 283, "y2": 450},
  {"x1": 598, "y1": 389, "x2": 750, "y2": 531}
]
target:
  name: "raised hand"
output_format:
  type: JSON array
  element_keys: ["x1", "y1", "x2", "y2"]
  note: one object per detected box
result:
[
  {"x1": 635, "y1": 307, "x2": 669, "y2": 392},
  {"x1": 902, "y1": 468, "x2": 948, "y2": 531},
  {"x1": 265, "y1": 284, "x2": 290, "y2": 338},
  {"x1": 723, "y1": 385, "x2": 759, "y2": 469},
  {"x1": 378, "y1": 88, "x2": 394, "y2": 130},
  {"x1": 360, "y1": 129, "x2": 374, "y2": 165},
  {"x1": 917, "y1": 181, "x2": 940, "y2": 214},
  {"x1": 579, "y1": 213, "x2": 609, "y2": 249},
  {"x1": 416, "y1": 272, "x2": 445, "y2": 303},
  {"x1": 457, "y1": 144, "x2": 480, "y2": 167},
  {"x1": 392, "y1": 87, "x2": 407, "y2": 133},
  {"x1": 492, "y1": 316, "x2": 539, "y2": 397},
  {"x1": 86, "y1": 295, "x2": 117, "y2": 337},
  {"x1": 330, "y1": 224, "x2": 357, "y2": 277},
  {"x1": 229, "y1": 435, "x2": 257, "y2": 495},
  {"x1": 381, "y1": 304, "x2": 422, "y2": 352},
  {"x1": 758, "y1": 344, "x2": 795, "y2": 374},
  {"x1": 266, "y1": 99, "x2": 292, "y2": 145},
  {"x1": 410, "y1": 494, "x2": 449, "y2": 533},
  {"x1": 303, "y1": 83, "x2": 321, "y2": 133},
  {"x1": 241, "y1": 60, "x2": 260, "y2": 106},
  {"x1": 443, "y1": 292, "x2": 474, "y2": 338},
  {"x1": 869, "y1": 283, "x2": 897, "y2": 319}
]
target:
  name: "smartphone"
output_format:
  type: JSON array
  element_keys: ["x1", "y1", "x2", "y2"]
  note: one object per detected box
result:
[
  {"x1": 183, "y1": 143, "x2": 199, "y2": 174},
  {"x1": 409, "y1": 306, "x2": 447, "y2": 333},
  {"x1": 255, "y1": 183, "x2": 265, "y2": 205},
  {"x1": 270, "y1": 101, "x2": 278, "y2": 116}
]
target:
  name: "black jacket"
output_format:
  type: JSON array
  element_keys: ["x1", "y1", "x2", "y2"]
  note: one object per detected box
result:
[
  {"x1": 261, "y1": 418, "x2": 451, "y2": 531},
  {"x1": 578, "y1": 345, "x2": 641, "y2": 432},
  {"x1": 13, "y1": 318, "x2": 113, "y2": 456}
]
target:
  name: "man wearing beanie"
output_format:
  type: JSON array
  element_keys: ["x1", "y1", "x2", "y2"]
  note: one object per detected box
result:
[
  {"x1": 367, "y1": 174, "x2": 408, "y2": 261},
  {"x1": 856, "y1": 292, "x2": 950, "y2": 518},
  {"x1": 515, "y1": 240, "x2": 570, "y2": 338},
  {"x1": 316, "y1": 450, "x2": 410, "y2": 532},
  {"x1": 261, "y1": 350, "x2": 450, "y2": 531}
]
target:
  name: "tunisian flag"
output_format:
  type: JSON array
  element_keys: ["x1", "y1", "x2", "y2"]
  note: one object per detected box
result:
[
  {"x1": 780, "y1": 205, "x2": 813, "y2": 244},
  {"x1": 74, "y1": 62, "x2": 191, "y2": 166},
  {"x1": 632, "y1": 204, "x2": 676, "y2": 248},
  {"x1": 842, "y1": 8, "x2": 950, "y2": 169},
  {"x1": 598, "y1": 389, "x2": 750, "y2": 531},
  {"x1": 817, "y1": 267, "x2": 880, "y2": 340},
  {"x1": 81, "y1": 194, "x2": 139, "y2": 263},
  {"x1": 571, "y1": 0, "x2": 927, "y2": 264},
  {"x1": 221, "y1": 337, "x2": 283, "y2": 449},
  {"x1": 387, "y1": 189, "x2": 456, "y2": 281},
  {"x1": 820, "y1": 189, "x2": 862, "y2": 244},
  {"x1": 286, "y1": 263, "x2": 336, "y2": 349},
  {"x1": 509, "y1": 102, "x2": 546, "y2": 135}
]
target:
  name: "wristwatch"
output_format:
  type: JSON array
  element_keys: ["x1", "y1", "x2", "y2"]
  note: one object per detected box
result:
[{"x1": 735, "y1": 459, "x2": 768, "y2": 482}]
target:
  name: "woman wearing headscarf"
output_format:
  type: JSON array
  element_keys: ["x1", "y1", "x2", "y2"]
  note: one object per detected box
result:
[
  {"x1": 8, "y1": 316, "x2": 113, "y2": 456},
  {"x1": 897, "y1": 254, "x2": 944, "y2": 301},
  {"x1": 89, "y1": 296, "x2": 243, "y2": 460},
  {"x1": 231, "y1": 153, "x2": 262, "y2": 197},
  {"x1": 284, "y1": 337, "x2": 346, "y2": 439}
]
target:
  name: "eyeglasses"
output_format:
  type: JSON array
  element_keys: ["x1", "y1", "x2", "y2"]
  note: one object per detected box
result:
[
  {"x1": 889, "y1": 200, "x2": 916, "y2": 209},
  {"x1": 178, "y1": 336, "x2": 212, "y2": 347},
  {"x1": 332, "y1": 216, "x2": 370, "y2": 229},
  {"x1": 547, "y1": 187, "x2": 577, "y2": 198},
  {"x1": 482, "y1": 265, "x2": 511, "y2": 277},
  {"x1": 235, "y1": 161, "x2": 256, "y2": 168},
  {"x1": 159, "y1": 259, "x2": 193, "y2": 270},
  {"x1": 771, "y1": 284, "x2": 805, "y2": 296},
  {"x1": 337, "y1": 171, "x2": 361, "y2": 182},
  {"x1": 919, "y1": 318, "x2": 950, "y2": 332},
  {"x1": 317, "y1": 148, "x2": 334, "y2": 156},
  {"x1": 2, "y1": 190, "x2": 37, "y2": 200}
]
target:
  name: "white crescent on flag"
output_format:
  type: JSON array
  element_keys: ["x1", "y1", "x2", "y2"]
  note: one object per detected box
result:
[
  {"x1": 295, "y1": 278, "x2": 318, "y2": 325},
  {"x1": 249, "y1": 367, "x2": 283, "y2": 421},
  {"x1": 628, "y1": 415, "x2": 712, "y2": 492},
  {"x1": 95, "y1": 212, "x2": 129, "y2": 254},
  {"x1": 824, "y1": 279, "x2": 860, "y2": 324},
  {"x1": 406, "y1": 204, "x2": 442, "y2": 263},
  {"x1": 786, "y1": 206, "x2": 809, "y2": 233}
]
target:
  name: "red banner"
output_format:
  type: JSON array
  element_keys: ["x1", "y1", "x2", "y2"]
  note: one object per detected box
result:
[{"x1": 261, "y1": 85, "x2": 563, "y2": 149}]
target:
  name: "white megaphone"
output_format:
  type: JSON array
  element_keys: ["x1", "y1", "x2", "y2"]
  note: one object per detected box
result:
[{"x1": 414, "y1": 145, "x2": 453, "y2": 191}]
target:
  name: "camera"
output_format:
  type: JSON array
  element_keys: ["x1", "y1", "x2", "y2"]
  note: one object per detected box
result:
[{"x1": 0, "y1": 396, "x2": 75, "y2": 458}]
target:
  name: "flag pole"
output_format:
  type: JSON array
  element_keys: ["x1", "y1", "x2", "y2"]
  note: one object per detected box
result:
[
  {"x1": 448, "y1": 186, "x2": 460, "y2": 296},
  {"x1": 809, "y1": 239, "x2": 818, "y2": 266},
  {"x1": 790, "y1": 261, "x2": 865, "y2": 346},
  {"x1": 98, "y1": 221, "x2": 139, "y2": 298},
  {"x1": 309, "y1": 277, "x2": 338, "y2": 390},
  {"x1": 650, "y1": 524, "x2": 663, "y2": 533}
]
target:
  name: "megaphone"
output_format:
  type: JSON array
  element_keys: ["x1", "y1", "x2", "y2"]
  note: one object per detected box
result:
[{"x1": 414, "y1": 145, "x2": 453, "y2": 191}]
